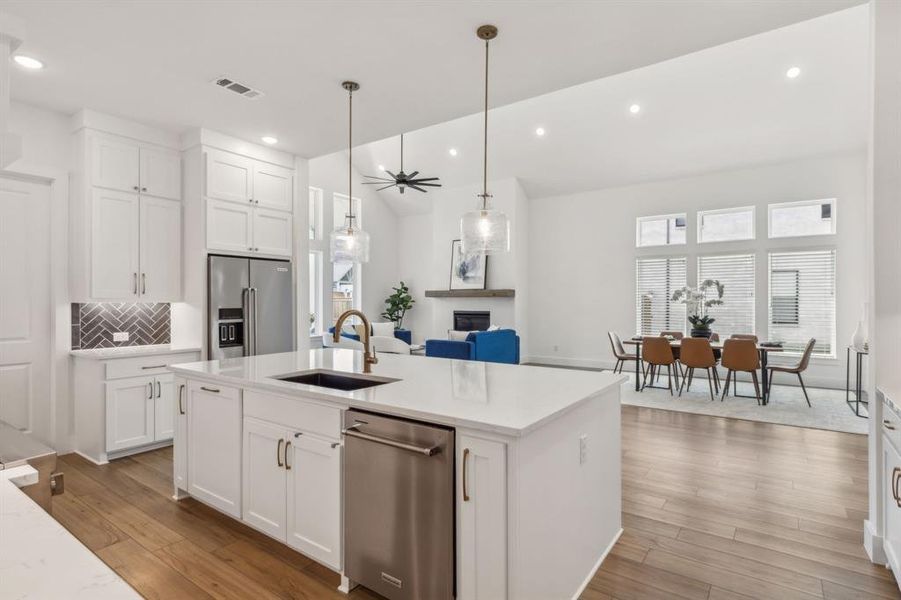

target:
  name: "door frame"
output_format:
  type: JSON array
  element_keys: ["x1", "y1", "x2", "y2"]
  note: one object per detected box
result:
[{"x1": 0, "y1": 162, "x2": 70, "y2": 452}]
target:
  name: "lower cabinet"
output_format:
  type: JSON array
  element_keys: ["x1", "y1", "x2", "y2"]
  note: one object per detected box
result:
[
  {"x1": 106, "y1": 373, "x2": 175, "y2": 452},
  {"x1": 173, "y1": 377, "x2": 187, "y2": 492},
  {"x1": 241, "y1": 416, "x2": 342, "y2": 570},
  {"x1": 457, "y1": 434, "x2": 507, "y2": 600},
  {"x1": 187, "y1": 381, "x2": 242, "y2": 518},
  {"x1": 884, "y1": 435, "x2": 901, "y2": 576}
]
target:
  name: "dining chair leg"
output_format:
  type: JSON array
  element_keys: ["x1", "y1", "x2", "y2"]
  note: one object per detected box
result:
[
  {"x1": 766, "y1": 370, "x2": 774, "y2": 400},
  {"x1": 713, "y1": 367, "x2": 721, "y2": 392},
  {"x1": 614, "y1": 359, "x2": 621, "y2": 374},
  {"x1": 721, "y1": 370, "x2": 732, "y2": 401},
  {"x1": 678, "y1": 368, "x2": 687, "y2": 396},
  {"x1": 687, "y1": 367, "x2": 694, "y2": 391},
  {"x1": 751, "y1": 370, "x2": 762, "y2": 406},
  {"x1": 640, "y1": 362, "x2": 651, "y2": 391},
  {"x1": 797, "y1": 373, "x2": 812, "y2": 407},
  {"x1": 706, "y1": 368, "x2": 716, "y2": 401},
  {"x1": 666, "y1": 365, "x2": 674, "y2": 396}
]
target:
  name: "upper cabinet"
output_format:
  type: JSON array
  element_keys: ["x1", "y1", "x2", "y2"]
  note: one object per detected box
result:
[
  {"x1": 207, "y1": 149, "x2": 253, "y2": 204},
  {"x1": 92, "y1": 135, "x2": 181, "y2": 200},
  {"x1": 253, "y1": 163, "x2": 294, "y2": 212},
  {"x1": 71, "y1": 129, "x2": 183, "y2": 302}
]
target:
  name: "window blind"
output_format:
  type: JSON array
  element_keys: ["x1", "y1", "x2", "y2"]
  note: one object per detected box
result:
[
  {"x1": 635, "y1": 257, "x2": 687, "y2": 336},
  {"x1": 768, "y1": 250, "x2": 836, "y2": 357},
  {"x1": 697, "y1": 254, "x2": 755, "y2": 339}
]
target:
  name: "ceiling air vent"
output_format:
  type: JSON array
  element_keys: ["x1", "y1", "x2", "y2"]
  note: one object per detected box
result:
[{"x1": 211, "y1": 76, "x2": 264, "y2": 99}]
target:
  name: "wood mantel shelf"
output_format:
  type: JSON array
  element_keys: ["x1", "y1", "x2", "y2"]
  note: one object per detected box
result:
[{"x1": 424, "y1": 289, "x2": 515, "y2": 298}]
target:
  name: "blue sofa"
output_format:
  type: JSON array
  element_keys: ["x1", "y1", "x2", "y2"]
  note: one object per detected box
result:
[
  {"x1": 328, "y1": 326, "x2": 412, "y2": 345},
  {"x1": 425, "y1": 329, "x2": 520, "y2": 364}
]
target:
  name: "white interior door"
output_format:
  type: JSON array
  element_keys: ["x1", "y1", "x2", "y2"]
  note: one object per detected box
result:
[
  {"x1": 139, "y1": 196, "x2": 181, "y2": 301},
  {"x1": 0, "y1": 176, "x2": 51, "y2": 443}
]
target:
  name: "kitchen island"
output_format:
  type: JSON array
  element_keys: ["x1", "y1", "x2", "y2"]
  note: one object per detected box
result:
[{"x1": 170, "y1": 349, "x2": 623, "y2": 600}]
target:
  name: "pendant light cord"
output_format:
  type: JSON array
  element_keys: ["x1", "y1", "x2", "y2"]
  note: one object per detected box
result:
[
  {"x1": 481, "y1": 37, "x2": 490, "y2": 209},
  {"x1": 347, "y1": 86, "x2": 354, "y2": 226}
]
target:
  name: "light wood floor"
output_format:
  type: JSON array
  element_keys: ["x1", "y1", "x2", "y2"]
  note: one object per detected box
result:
[{"x1": 49, "y1": 406, "x2": 897, "y2": 600}]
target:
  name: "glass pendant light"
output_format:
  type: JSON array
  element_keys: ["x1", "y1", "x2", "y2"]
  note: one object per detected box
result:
[
  {"x1": 330, "y1": 81, "x2": 370, "y2": 264},
  {"x1": 461, "y1": 25, "x2": 509, "y2": 255}
]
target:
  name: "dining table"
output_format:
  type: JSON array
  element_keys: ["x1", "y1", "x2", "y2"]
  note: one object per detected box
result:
[{"x1": 623, "y1": 337, "x2": 784, "y2": 405}]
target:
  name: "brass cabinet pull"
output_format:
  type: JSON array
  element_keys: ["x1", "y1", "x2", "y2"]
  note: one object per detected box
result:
[
  {"x1": 462, "y1": 448, "x2": 471, "y2": 502},
  {"x1": 200, "y1": 386, "x2": 220, "y2": 393},
  {"x1": 893, "y1": 468, "x2": 901, "y2": 507},
  {"x1": 277, "y1": 438, "x2": 284, "y2": 467},
  {"x1": 285, "y1": 441, "x2": 292, "y2": 470},
  {"x1": 178, "y1": 384, "x2": 186, "y2": 415}
]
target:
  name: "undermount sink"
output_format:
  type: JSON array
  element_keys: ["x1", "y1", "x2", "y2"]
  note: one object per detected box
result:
[{"x1": 272, "y1": 369, "x2": 397, "y2": 391}]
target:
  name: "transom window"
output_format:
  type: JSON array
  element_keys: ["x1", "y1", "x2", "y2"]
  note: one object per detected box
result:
[
  {"x1": 697, "y1": 206, "x2": 755, "y2": 243},
  {"x1": 636, "y1": 214, "x2": 687, "y2": 248},
  {"x1": 769, "y1": 199, "x2": 836, "y2": 238}
]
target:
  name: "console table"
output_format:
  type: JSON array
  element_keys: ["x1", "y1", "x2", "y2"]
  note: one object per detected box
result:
[{"x1": 845, "y1": 345, "x2": 868, "y2": 417}]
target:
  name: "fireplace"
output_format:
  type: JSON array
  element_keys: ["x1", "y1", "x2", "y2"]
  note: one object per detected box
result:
[{"x1": 454, "y1": 311, "x2": 490, "y2": 332}]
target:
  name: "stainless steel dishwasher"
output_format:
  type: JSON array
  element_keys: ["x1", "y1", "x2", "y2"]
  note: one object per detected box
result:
[{"x1": 343, "y1": 409, "x2": 454, "y2": 600}]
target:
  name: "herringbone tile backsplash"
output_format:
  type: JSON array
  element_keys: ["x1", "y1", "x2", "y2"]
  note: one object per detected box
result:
[{"x1": 71, "y1": 303, "x2": 171, "y2": 350}]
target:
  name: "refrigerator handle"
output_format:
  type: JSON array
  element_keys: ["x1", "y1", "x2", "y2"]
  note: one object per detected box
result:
[
  {"x1": 242, "y1": 288, "x2": 252, "y2": 356},
  {"x1": 252, "y1": 287, "x2": 259, "y2": 355}
]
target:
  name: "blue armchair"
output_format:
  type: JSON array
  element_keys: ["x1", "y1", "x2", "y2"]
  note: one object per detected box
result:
[
  {"x1": 328, "y1": 326, "x2": 412, "y2": 345},
  {"x1": 425, "y1": 329, "x2": 520, "y2": 364}
]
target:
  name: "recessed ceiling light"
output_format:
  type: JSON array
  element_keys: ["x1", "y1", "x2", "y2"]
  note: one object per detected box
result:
[
  {"x1": 449, "y1": 148, "x2": 458, "y2": 157},
  {"x1": 261, "y1": 136, "x2": 278, "y2": 145},
  {"x1": 13, "y1": 55, "x2": 44, "y2": 70},
  {"x1": 786, "y1": 66, "x2": 801, "y2": 79},
  {"x1": 378, "y1": 164, "x2": 386, "y2": 171},
  {"x1": 535, "y1": 127, "x2": 545, "y2": 137},
  {"x1": 629, "y1": 104, "x2": 641, "y2": 115}
]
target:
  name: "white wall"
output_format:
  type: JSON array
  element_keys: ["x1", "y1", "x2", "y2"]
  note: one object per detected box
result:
[
  {"x1": 396, "y1": 178, "x2": 529, "y2": 349},
  {"x1": 308, "y1": 151, "x2": 399, "y2": 327},
  {"x1": 527, "y1": 152, "x2": 868, "y2": 388}
]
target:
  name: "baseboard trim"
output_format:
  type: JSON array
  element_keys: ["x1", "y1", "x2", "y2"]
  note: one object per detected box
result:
[
  {"x1": 72, "y1": 449, "x2": 108, "y2": 466},
  {"x1": 570, "y1": 527, "x2": 623, "y2": 600},
  {"x1": 865, "y1": 519, "x2": 887, "y2": 565}
]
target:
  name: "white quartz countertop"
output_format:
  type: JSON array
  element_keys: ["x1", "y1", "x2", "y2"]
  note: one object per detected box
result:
[
  {"x1": 170, "y1": 349, "x2": 624, "y2": 436},
  {"x1": 0, "y1": 466, "x2": 141, "y2": 599},
  {"x1": 70, "y1": 344, "x2": 201, "y2": 360}
]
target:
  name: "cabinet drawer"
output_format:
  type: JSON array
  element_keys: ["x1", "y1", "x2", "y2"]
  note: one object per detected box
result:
[
  {"x1": 244, "y1": 390, "x2": 341, "y2": 440},
  {"x1": 105, "y1": 352, "x2": 200, "y2": 380}
]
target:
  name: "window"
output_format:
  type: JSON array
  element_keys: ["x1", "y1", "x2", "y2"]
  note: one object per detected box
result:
[
  {"x1": 333, "y1": 193, "x2": 360, "y2": 230},
  {"x1": 308, "y1": 252, "x2": 323, "y2": 334},
  {"x1": 697, "y1": 254, "x2": 755, "y2": 338},
  {"x1": 332, "y1": 262, "x2": 355, "y2": 325},
  {"x1": 635, "y1": 257, "x2": 687, "y2": 335},
  {"x1": 636, "y1": 214, "x2": 687, "y2": 247},
  {"x1": 768, "y1": 250, "x2": 836, "y2": 357},
  {"x1": 697, "y1": 206, "x2": 755, "y2": 243},
  {"x1": 308, "y1": 187, "x2": 323, "y2": 240},
  {"x1": 769, "y1": 199, "x2": 836, "y2": 238}
]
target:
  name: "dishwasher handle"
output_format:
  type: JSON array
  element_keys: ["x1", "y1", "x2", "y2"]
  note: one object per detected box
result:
[{"x1": 343, "y1": 427, "x2": 440, "y2": 457}]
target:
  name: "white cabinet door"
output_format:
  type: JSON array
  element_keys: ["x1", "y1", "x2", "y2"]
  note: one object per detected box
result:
[
  {"x1": 139, "y1": 196, "x2": 182, "y2": 302},
  {"x1": 885, "y1": 438, "x2": 901, "y2": 577},
  {"x1": 105, "y1": 376, "x2": 155, "y2": 452},
  {"x1": 187, "y1": 381, "x2": 242, "y2": 518},
  {"x1": 153, "y1": 374, "x2": 175, "y2": 442},
  {"x1": 286, "y1": 434, "x2": 341, "y2": 570},
  {"x1": 207, "y1": 149, "x2": 253, "y2": 205},
  {"x1": 91, "y1": 188, "x2": 140, "y2": 299},
  {"x1": 173, "y1": 377, "x2": 188, "y2": 492},
  {"x1": 253, "y1": 207, "x2": 293, "y2": 257},
  {"x1": 207, "y1": 199, "x2": 253, "y2": 253},
  {"x1": 92, "y1": 136, "x2": 140, "y2": 193},
  {"x1": 140, "y1": 146, "x2": 181, "y2": 200},
  {"x1": 458, "y1": 435, "x2": 507, "y2": 600},
  {"x1": 243, "y1": 418, "x2": 288, "y2": 541},
  {"x1": 253, "y1": 163, "x2": 293, "y2": 212}
]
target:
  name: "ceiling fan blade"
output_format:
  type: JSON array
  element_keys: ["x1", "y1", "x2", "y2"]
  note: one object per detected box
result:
[
  {"x1": 410, "y1": 177, "x2": 440, "y2": 182},
  {"x1": 413, "y1": 182, "x2": 442, "y2": 187},
  {"x1": 376, "y1": 183, "x2": 397, "y2": 191},
  {"x1": 406, "y1": 171, "x2": 419, "y2": 179},
  {"x1": 385, "y1": 170, "x2": 398, "y2": 179},
  {"x1": 363, "y1": 174, "x2": 394, "y2": 180},
  {"x1": 407, "y1": 184, "x2": 428, "y2": 192},
  {"x1": 363, "y1": 178, "x2": 394, "y2": 183}
]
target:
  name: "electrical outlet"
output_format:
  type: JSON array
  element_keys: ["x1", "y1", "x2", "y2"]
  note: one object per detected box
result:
[
  {"x1": 112, "y1": 332, "x2": 129, "y2": 342},
  {"x1": 579, "y1": 434, "x2": 588, "y2": 464}
]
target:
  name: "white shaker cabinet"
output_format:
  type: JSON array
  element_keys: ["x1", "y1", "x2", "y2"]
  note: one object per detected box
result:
[
  {"x1": 206, "y1": 148, "x2": 253, "y2": 204},
  {"x1": 92, "y1": 136, "x2": 141, "y2": 194},
  {"x1": 174, "y1": 377, "x2": 188, "y2": 493},
  {"x1": 252, "y1": 207, "x2": 293, "y2": 256},
  {"x1": 458, "y1": 435, "x2": 507, "y2": 600},
  {"x1": 139, "y1": 145, "x2": 181, "y2": 201},
  {"x1": 207, "y1": 199, "x2": 254, "y2": 253},
  {"x1": 153, "y1": 373, "x2": 176, "y2": 441},
  {"x1": 252, "y1": 162, "x2": 294, "y2": 212},
  {"x1": 286, "y1": 433, "x2": 341, "y2": 569},
  {"x1": 883, "y1": 409, "x2": 901, "y2": 579},
  {"x1": 187, "y1": 381, "x2": 242, "y2": 518},
  {"x1": 105, "y1": 376, "x2": 156, "y2": 452},
  {"x1": 242, "y1": 418, "x2": 289, "y2": 540},
  {"x1": 90, "y1": 188, "x2": 141, "y2": 300},
  {"x1": 139, "y1": 196, "x2": 182, "y2": 302}
]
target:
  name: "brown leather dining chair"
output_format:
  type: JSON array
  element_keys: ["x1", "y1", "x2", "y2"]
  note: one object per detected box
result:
[
  {"x1": 607, "y1": 331, "x2": 643, "y2": 375},
  {"x1": 641, "y1": 336, "x2": 678, "y2": 395},
  {"x1": 678, "y1": 338, "x2": 719, "y2": 401},
  {"x1": 720, "y1": 338, "x2": 762, "y2": 404},
  {"x1": 766, "y1": 338, "x2": 816, "y2": 407}
]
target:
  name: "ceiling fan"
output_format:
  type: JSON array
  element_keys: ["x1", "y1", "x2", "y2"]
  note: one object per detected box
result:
[{"x1": 363, "y1": 134, "x2": 441, "y2": 194}]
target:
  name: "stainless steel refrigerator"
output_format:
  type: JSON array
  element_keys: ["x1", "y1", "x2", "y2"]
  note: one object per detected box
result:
[{"x1": 208, "y1": 255, "x2": 294, "y2": 360}]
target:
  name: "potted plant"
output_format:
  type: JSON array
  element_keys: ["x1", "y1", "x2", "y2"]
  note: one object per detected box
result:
[
  {"x1": 671, "y1": 280, "x2": 724, "y2": 338},
  {"x1": 381, "y1": 281, "x2": 415, "y2": 330}
]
